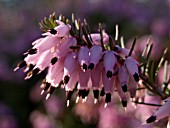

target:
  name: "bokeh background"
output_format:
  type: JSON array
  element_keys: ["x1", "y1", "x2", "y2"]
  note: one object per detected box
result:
[{"x1": 0, "y1": 0, "x2": 170, "y2": 128}]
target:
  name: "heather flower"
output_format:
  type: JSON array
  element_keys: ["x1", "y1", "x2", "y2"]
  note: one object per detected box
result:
[
  {"x1": 146, "y1": 98, "x2": 170, "y2": 124},
  {"x1": 14, "y1": 14, "x2": 170, "y2": 128},
  {"x1": 78, "y1": 46, "x2": 90, "y2": 72},
  {"x1": 103, "y1": 51, "x2": 117, "y2": 79},
  {"x1": 125, "y1": 56, "x2": 139, "y2": 82},
  {"x1": 88, "y1": 45, "x2": 103, "y2": 70},
  {"x1": 118, "y1": 65, "x2": 129, "y2": 92}
]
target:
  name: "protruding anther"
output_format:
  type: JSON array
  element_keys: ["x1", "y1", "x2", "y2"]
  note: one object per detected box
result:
[
  {"x1": 122, "y1": 84, "x2": 127, "y2": 92},
  {"x1": 82, "y1": 63, "x2": 87, "y2": 71},
  {"x1": 50, "y1": 29, "x2": 57, "y2": 35},
  {"x1": 14, "y1": 61, "x2": 27, "y2": 71},
  {"x1": 51, "y1": 57, "x2": 58, "y2": 65},
  {"x1": 88, "y1": 63, "x2": 95, "y2": 70},
  {"x1": 100, "y1": 87, "x2": 105, "y2": 96},
  {"x1": 64, "y1": 75, "x2": 70, "y2": 84},
  {"x1": 105, "y1": 93, "x2": 111, "y2": 103},
  {"x1": 133, "y1": 73, "x2": 139, "y2": 82},
  {"x1": 121, "y1": 100, "x2": 127, "y2": 107},
  {"x1": 106, "y1": 71, "x2": 112, "y2": 79},
  {"x1": 32, "y1": 68, "x2": 40, "y2": 76},
  {"x1": 146, "y1": 116, "x2": 156, "y2": 123},
  {"x1": 27, "y1": 48, "x2": 37, "y2": 55},
  {"x1": 93, "y1": 90, "x2": 99, "y2": 100}
]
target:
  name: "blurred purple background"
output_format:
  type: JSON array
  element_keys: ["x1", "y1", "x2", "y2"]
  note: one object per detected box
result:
[{"x1": 0, "y1": 0, "x2": 169, "y2": 128}]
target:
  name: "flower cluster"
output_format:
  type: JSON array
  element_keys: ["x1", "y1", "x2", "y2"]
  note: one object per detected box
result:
[
  {"x1": 14, "y1": 14, "x2": 140, "y2": 108},
  {"x1": 14, "y1": 14, "x2": 170, "y2": 128}
]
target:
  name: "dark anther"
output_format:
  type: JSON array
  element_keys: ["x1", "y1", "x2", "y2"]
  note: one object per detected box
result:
[
  {"x1": 50, "y1": 29, "x2": 57, "y2": 35},
  {"x1": 146, "y1": 116, "x2": 156, "y2": 123},
  {"x1": 81, "y1": 89, "x2": 87, "y2": 99},
  {"x1": 59, "y1": 80, "x2": 64, "y2": 86},
  {"x1": 40, "y1": 81, "x2": 51, "y2": 91},
  {"x1": 27, "y1": 64, "x2": 34, "y2": 72},
  {"x1": 64, "y1": 75, "x2": 70, "y2": 84},
  {"x1": 85, "y1": 90, "x2": 89, "y2": 97},
  {"x1": 78, "y1": 90, "x2": 83, "y2": 97},
  {"x1": 88, "y1": 63, "x2": 95, "y2": 70},
  {"x1": 133, "y1": 73, "x2": 139, "y2": 82},
  {"x1": 106, "y1": 71, "x2": 113, "y2": 79},
  {"x1": 51, "y1": 57, "x2": 58, "y2": 65},
  {"x1": 93, "y1": 90, "x2": 99, "y2": 99},
  {"x1": 66, "y1": 91, "x2": 73, "y2": 100},
  {"x1": 105, "y1": 93, "x2": 111, "y2": 103},
  {"x1": 28, "y1": 48, "x2": 37, "y2": 55},
  {"x1": 122, "y1": 84, "x2": 127, "y2": 92},
  {"x1": 48, "y1": 86, "x2": 56, "y2": 94},
  {"x1": 22, "y1": 53, "x2": 28, "y2": 59},
  {"x1": 32, "y1": 68, "x2": 40, "y2": 75},
  {"x1": 18, "y1": 61, "x2": 27, "y2": 68},
  {"x1": 82, "y1": 63, "x2": 87, "y2": 71},
  {"x1": 44, "y1": 82, "x2": 51, "y2": 91},
  {"x1": 113, "y1": 46, "x2": 119, "y2": 51},
  {"x1": 121, "y1": 100, "x2": 127, "y2": 107},
  {"x1": 100, "y1": 87, "x2": 105, "y2": 96}
]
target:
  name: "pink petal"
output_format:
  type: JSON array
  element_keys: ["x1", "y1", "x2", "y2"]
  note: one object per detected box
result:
[
  {"x1": 34, "y1": 35, "x2": 61, "y2": 52},
  {"x1": 118, "y1": 65, "x2": 129, "y2": 92},
  {"x1": 125, "y1": 56, "x2": 139, "y2": 82},
  {"x1": 91, "y1": 63, "x2": 102, "y2": 90},
  {"x1": 103, "y1": 51, "x2": 117, "y2": 79},
  {"x1": 77, "y1": 65, "x2": 90, "y2": 90},
  {"x1": 89, "y1": 45, "x2": 103, "y2": 70},
  {"x1": 78, "y1": 46, "x2": 89, "y2": 71},
  {"x1": 63, "y1": 52, "x2": 77, "y2": 84}
]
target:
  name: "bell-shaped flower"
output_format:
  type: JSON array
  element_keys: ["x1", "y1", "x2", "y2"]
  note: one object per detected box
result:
[
  {"x1": 78, "y1": 46, "x2": 89, "y2": 72},
  {"x1": 24, "y1": 50, "x2": 53, "y2": 79},
  {"x1": 128, "y1": 76, "x2": 137, "y2": 98},
  {"x1": 46, "y1": 71, "x2": 63, "y2": 100},
  {"x1": 146, "y1": 99, "x2": 170, "y2": 124},
  {"x1": 103, "y1": 51, "x2": 117, "y2": 79},
  {"x1": 125, "y1": 56, "x2": 139, "y2": 82},
  {"x1": 91, "y1": 63, "x2": 102, "y2": 103},
  {"x1": 46, "y1": 59, "x2": 64, "y2": 84},
  {"x1": 102, "y1": 69, "x2": 115, "y2": 107},
  {"x1": 63, "y1": 52, "x2": 77, "y2": 84},
  {"x1": 34, "y1": 49, "x2": 53, "y2": 71},
  {"x1": 65, "y1": 70, "x2": 78, "y2": 106},
  {"x1": 118, "y1": 65, "x2": 129, "y2": 92},
  {"x1": 77, "y1": 65, "x2": 90, "y2": 102},
  {"x1": 115, "y1": 76, "x2": 127, "y2": 108},
  {"x1": 88, "y1": 45, "x2": 103, "y2": 70},
  {"x1": 42, "y1": 20, "x2": 70, "y2": 37},
  {"x1": 55, "y1": 36, "x2": 77, "y2": 59},
  {"x1": 33, "y1": 35, "x2": 61, "y2": 53}
]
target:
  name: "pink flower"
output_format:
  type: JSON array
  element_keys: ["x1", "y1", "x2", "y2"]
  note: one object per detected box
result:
[
  {"x1": 88, "y1": 45, "x2": 103, "y2": 70},
  {"x1": 78, "y1": 46, "x2": 90, "y2": 72},
  {"x1": 146, "y1": 98, "x2": 170, "y2": 124},
  {"x1": 125, "y1": 56, "x2": 139, "y2": 82},
  {"x1": 118, "y1": 65, "x2": 129, "y2": 92},
  {"x1": 103, "y1": 51, "x2": 117, "y2": 79}
]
